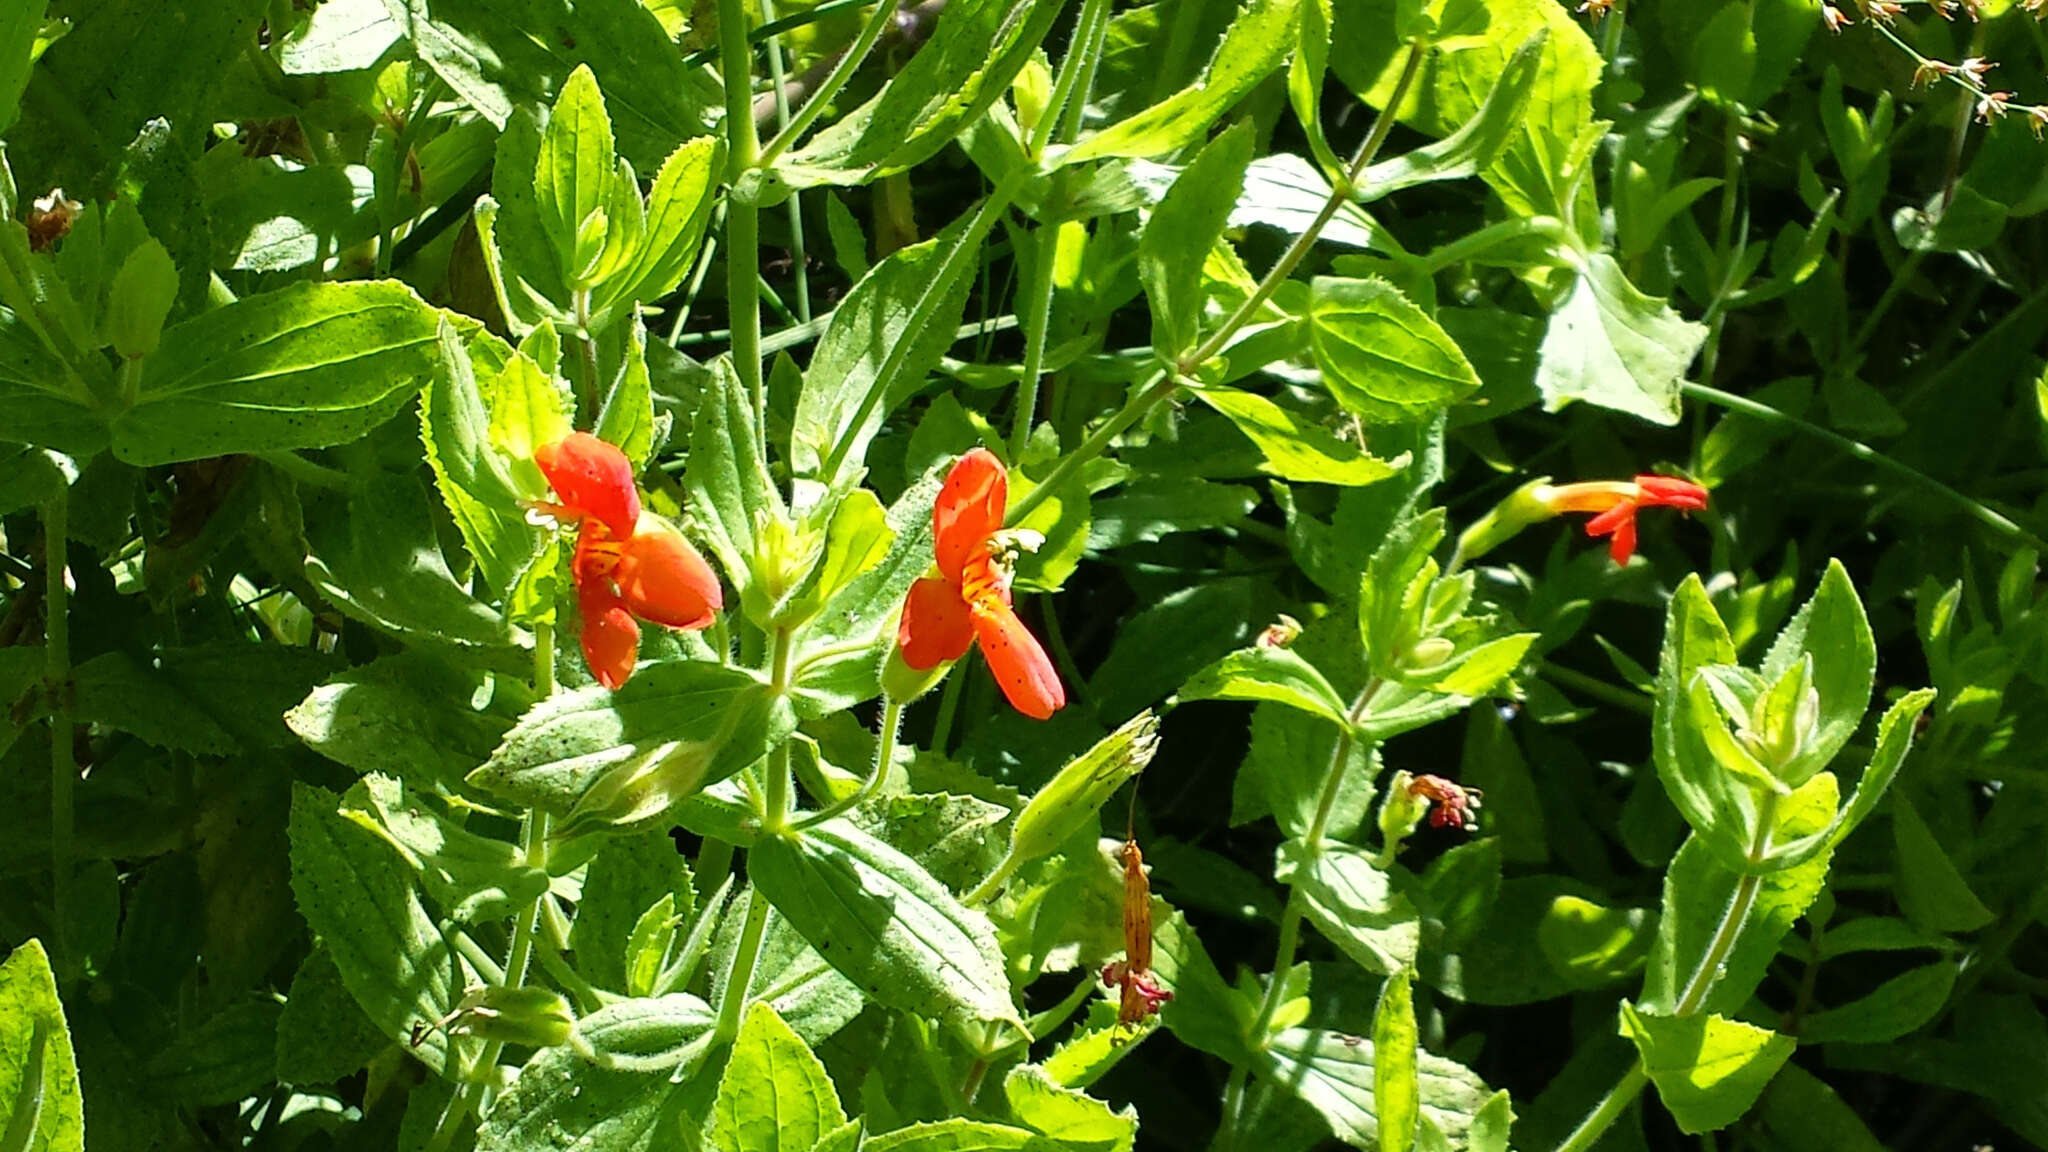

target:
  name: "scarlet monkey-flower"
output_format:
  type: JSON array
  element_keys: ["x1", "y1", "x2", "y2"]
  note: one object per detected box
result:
[
  {"x1": 1534, "y1": 475, "x2": 1709, "y2": 564},
  {"x1": 534, "y1": 432, "x2": 722, "y2": 690},
  {"x1": 896, "y1": 448, "x2": 1065, "y2": 720}
]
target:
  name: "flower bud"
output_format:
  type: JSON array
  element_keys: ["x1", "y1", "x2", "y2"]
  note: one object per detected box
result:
[{"x1": 881, "y1": 644, "x2": 949, "y2": 705}]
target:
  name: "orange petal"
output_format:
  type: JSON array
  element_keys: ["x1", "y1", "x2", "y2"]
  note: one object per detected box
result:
[
  {"x1": 572, "y1": 519, "x2": 624, "y2": 587},
  {"x1": 578, "y1": 584, "x2": 641, "y2": 690},
  {"x1": 615, "y1": 515, "x2": 722, "y2": 630},
  {"x1": 536, "y1": 432, "x2": 641, "y2": 538},
  {"x1": 1636, "y1": 474, "x2": 1708, "y2": 511},
  {"x1": 1604, "y1": 515, "x2": 1638, "y2": 564},
  {"x1": 969, "y1": 599, "x2": 1064, "y2": 720},
  {"x1": 933, "y1": 448, "x2": 1007, "y2": 585},
  {"x1": 898, "y1": 577, "x2": 975, "y2": 670}
]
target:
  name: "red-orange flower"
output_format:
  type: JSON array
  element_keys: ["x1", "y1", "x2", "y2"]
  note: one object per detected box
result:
[
  {"x1": 896, "y1": 448, "x2": 1065, "y2": 720},
  {"x1": 1535, "y1": 474, "x2": 1708, "y2": 564},
  {"x1": 535, "y1": 432, "x2": 722, "y2": 690}
]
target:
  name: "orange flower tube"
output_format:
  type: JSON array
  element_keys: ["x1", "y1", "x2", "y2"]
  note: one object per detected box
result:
[{"x1": 1534, "y1": 474, "x2": 1709, "y2": 564}]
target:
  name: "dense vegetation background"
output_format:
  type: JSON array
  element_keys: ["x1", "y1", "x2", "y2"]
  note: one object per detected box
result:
[{"x1": 2, "y1": 0, "x2": 2047, "y2": 1148}]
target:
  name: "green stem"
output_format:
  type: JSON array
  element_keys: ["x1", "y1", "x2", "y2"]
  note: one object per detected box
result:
[
  {"x1": 1542, "y1": 662, "x2": 1654, "y2": 717},
  {"x1": 1187, "y1": 41, "x2": 1424, "y2": 373},
  {"x1": 573, "y1": 286, "x2": 600, "y2": 425},
  {"x1": 1225, "y1": 680, "x2": 1380, "y2": 1141},
  {"x1": 819, "y1": 174, "x2": 1027, "y2": 484},
  {"x1": 765, "y1": 628, "x2": 796, "y2": 831},
  {"x1": 1552, "y1": 1065, "x2": 1651, "y2": 1152},
  {"x1": 427, "y1": 624, "x2": 559, "y2": 1152},
  {"x1": 931, "y1": 661, "x2": 966, "y2": 753},
  {"x1": 794, "y1": 696, "x2": 903, "y2": 830},
  {"x1": 1847, "y1": 248, "x2": 1926, "y2": 354},
  {"x1": 1010, "y1": 42, "x2": 1429, "y2": 529},
  {"x1": 1682, "y1": 382, "x2": 2047, "y2": 550},
  {"x1": 718, "y1": 0, "x2": 766, "y2": 452},
  {"x1": 758, "y1": 0, "x2": 903, "y2": 166},
  {"x1": 43, "y1": 492, "x2": 72, "y2": 967},
  {"x1": 1033, "y1": 0, "x2": 1114, "y2": 156},
  {"x1": 1554, "y1": 792, "x2": 1782, "y2": 1152},
  {"x1": 1008, "y1": 212, "x2": 1062, "y2": 459},
  {"x1": 712, "y1": 882, "x2": 773, "y2": 1045}
]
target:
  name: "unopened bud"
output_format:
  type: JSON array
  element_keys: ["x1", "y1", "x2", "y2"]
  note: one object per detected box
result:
[{"x1": 1256, "y1": 614, "x2": 1303, "y2": 649}]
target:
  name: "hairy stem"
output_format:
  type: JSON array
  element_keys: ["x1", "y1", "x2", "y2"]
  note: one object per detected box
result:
[
  {"x1": 794, "y1": 696, "x2": 903, "y2": 830},
  {"x1": 719, "y1": 0, "x2": 767, "y2": 452},
  {"x1": 759, "y1": 0, "x2": 903, "y2": 166},
  {"x1": 43, "y1": 491, "x2": 72, "y2": 967}
]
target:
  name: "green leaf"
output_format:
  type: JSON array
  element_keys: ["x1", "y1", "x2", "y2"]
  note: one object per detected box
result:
[
  {"x1": 571, "y1": 831, "x2": 694, "y2": 994},
  {"x1": 1002, "y1": 1064, "x2": 1136, "y2": 1152},
  {"x1": 1180, "y1": 647, "x2": 1352, "y2": 728},
  {"x1": 1755, "y1": 560, "x2": 1876, "y2": 787},
  {"x1": 422, "y1": 321, "x2": 561, "y2": 596},
  {"x1": 1374, "y1": 972, "x2": 1420, "y2": 1152},
  {"x1": 860, "y1": 1120, "x2": 1045, "y2": 1152},
  {"x1": 469, "y1": 661, "x2": 796, "y2": 836},
  {"x1": 304, "y1": 473, "x2": 524, "y2": 649},
  {"x1": 792, "y1": 470, "x2": 941, "y2": 716},
  {"x1": 569, "y1": 993, "x2": 716, "y2": 1072},
  {"x1": 0, "y1": 308, "x2": 103, "y2": 455},
  {"x1": 1652, "y1": 574, "x2": 1753, "y2": 863},
  {"x1": 1640, "y1": 776, "x2": 1838, "y2": 1016},
  {"x1": 475, "y1": 1044, "x2": 678, "y2": 1152},
  {"x1": 1756, "y1": 1064, "x2": 1890, "y2": 1152},
  {"x1": 286, "y1": 652, "x2": 531, "y2": 794},
  {"x1": 750, "y1": 822, "x2": 1019, "y2": 1036},
  {"x1": 791, "y1": 203, "x2": 1000, "y2": 505},
  {"x1": 1086, "y1": 478, "x2": 1257, "y2": 550},
  {"x1": 1139, "y1": 121, "x2": 1255, "y2": 361},
  {"x1": 0, "y1": 0, "x2": 45, "y2": 134},
  {"x1": 1309, "y1": 278, "x2": 1481, "y2": 423},
  {"x1": 1890, "y1": 793, "x2": 1993, "y2": 934},
  {"x1": 1619, "y1": 1002, "x2": 1794, "y2": 1135},
  {"x1": 102, "y1": 237, "x2": 177, "y2": 359},
  {"x1": 1690, "y1": 3, "x2": 1757, "y2": 107},
  {"x1": 686, "y1": 357, "x2": 781, "y2": 608},
  {"x1": 1797, "y1": 961, "x2": 1956, "y2": 1045},
  {"x1": 1278, "y1": 841, "x2": 1421, "y2": 975},
  {"x1": 1467, "y1": 1091, "x2": 1515, "y2": 1152},
  {"x1": 1190, "y1": 386, "x2": 1407, "y2": 487},
  {"x1": 594, "y1": 319, "x2": 658, "y2": 465},
  {"x1": 385, "y1": 0, "x2": 705, "y2": 170},
  {"x1": 1259, "y1": 1026, "x2": 1495, "y2": 1149},
  {"x1": 1357, "y1": 31, "x2": 1545, "y2": 201},
  {"x1": 534, "y1": 65, "x2": 616, "y2": 283},
  {"x1": 339, "y1": 774, "x2": 548, "y2": 923},
  {"x1": 71, "y1": 651, "x2": 238, "y2": 755},
  {"x1": 1534, "y1": 253, "x2": 1704, "y2": 428},
  {"x1": 277, "y1": 0, "x2": 401, "y2": 73},
  {"x1": 119, "y1": 281, "x2": 446, "y2": 464},
  {"x1": 1288, "y1": 0, "x2": 1340, "y2": 175},
  {"x1": 0, "y1": 939, "x2": 83, "y2": 1152},
  {"x1": 287, "y1": 783, "x2": 471, "y2": 1075},
  {"x1": 777, "y1": 0, "x2": 1063, "y2": 187},
  {"x1": 709, "y1": 1002, "x2": 847, "y2": 1152},
  {"x1": 598, "y1": 136, "x2": 720, "y2": 314},
  {"x1": 1062, "y1": 0, "x2": 1302, "y2": 164},
  {"x1": 143, "y1": 998, "x2": 282, "y2": 1107},
  {"x1": 276, "y1": 946, "x2": 389, "y2": 1086},
  {"x1": 1333, "y1": 0, "x2": 1600, "y2": 219}
]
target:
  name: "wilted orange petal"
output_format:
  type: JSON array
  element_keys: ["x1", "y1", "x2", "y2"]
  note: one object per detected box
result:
[
  {"x1": 578, "y1": 584, "x2": 641, "y2": 690},
  {"x1": 969, "y1": 599, "x2": 1064, "y2": 720},
  {"x1": 933, "y1": 448, "x2": 1008, "y2": 585},
  {"x1": 536, "y1": 432, "x2": 641, "y2": 538},
  {"x1": 898, "y1": 577, "x2": 975, "y2": 670},
  {"x1": 614, "y1": 515, "x2": 721, "y2": 630}
]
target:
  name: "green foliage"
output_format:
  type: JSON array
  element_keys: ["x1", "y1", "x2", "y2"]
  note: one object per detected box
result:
[{"x1": 2, "y1": 0, "x2": 2035, "y2": 1145}]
